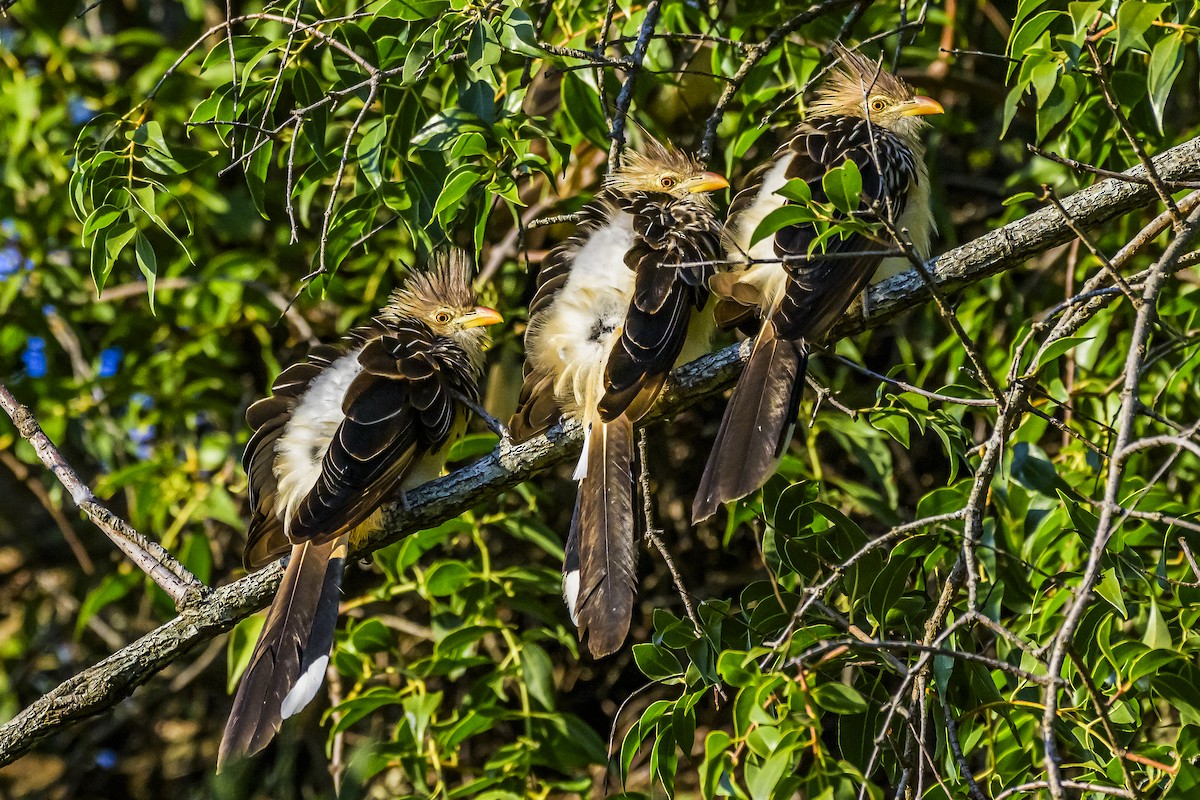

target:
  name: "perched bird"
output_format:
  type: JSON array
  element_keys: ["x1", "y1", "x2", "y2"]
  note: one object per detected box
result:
[
  {"x1": 511, "y1": 140, "x2": 727, "y2": 657},
  {"x1": 219, "y1": 250, "x2": 502, "y2": 768},
  {"x1": 693, "y1": 45, "x2": 942, "y2": 522}
]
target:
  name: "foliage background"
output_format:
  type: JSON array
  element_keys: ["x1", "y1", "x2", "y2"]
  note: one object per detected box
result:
[{"x1": 2, "y1": 0, "x2": 1200, "y2": 798}]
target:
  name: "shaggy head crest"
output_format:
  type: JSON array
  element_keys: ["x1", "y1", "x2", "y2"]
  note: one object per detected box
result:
[
  {"x1": 808, "y1": 44, "x2": 943, "y2": 138},
  {"x1": 385, "y1": 248, "x2": 502, "y2": 347},
  {"x1": 605, "y1": 135, "x2": 729, "y2": 199}
]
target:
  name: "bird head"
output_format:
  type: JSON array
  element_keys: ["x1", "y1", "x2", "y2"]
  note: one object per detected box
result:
[
  {"x1": 808, "y1": 45, "x2": 943, "y2": 141},
  {"x1": 387, "y1": 248, "x2": 503, "y2": 354},
  {"x1": 605, "y1": 137, "x2": 729, "y2": 200}
]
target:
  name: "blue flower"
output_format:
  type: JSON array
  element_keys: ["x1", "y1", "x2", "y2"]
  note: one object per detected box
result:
[
  {"x1": 98, "y1": 347, "x2": 123, "y2": 378},
  {"x1": 22, "y1": 337, "x2": 47, "y2": 378},
  {"x1": 129, "y1": 423, "x2": 156, "y2": 460},
  {"x1": 0, "y1": 245, "x2": 21, "y2": 278},
  {"x1": 94, "y1": 749, "x2": 117, "y2": 769},
  {"x1": 0, "y1": 218, "x2": 16, "y2": 239},
  {"x1": 68, "y1": 96, "x2": 97, "y2": 126}
]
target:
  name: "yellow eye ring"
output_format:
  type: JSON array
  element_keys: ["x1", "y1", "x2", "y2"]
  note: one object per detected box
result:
[
  {"x1": 659, "y1": 176, "x2": 677, "y2": 189},
  {"x1": 869, "y1": 98, "x2": 887, "y2": 112},
  {"x1": 434, "y1": 311, "x2": 452, "y2": 324}
]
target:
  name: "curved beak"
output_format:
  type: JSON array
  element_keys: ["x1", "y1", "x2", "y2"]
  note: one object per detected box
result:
[
  {"x1": 459, "y1": 306, "x2": 504, "y2": 329},
  {"x1": 686, "y1": 171, "x2": 730, "y2": 194},
  {"x1": 900, "y1": 96, "x2": 944, "y2": 117}
]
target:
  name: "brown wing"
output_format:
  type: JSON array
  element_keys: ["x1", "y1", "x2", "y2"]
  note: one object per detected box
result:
[
  {"x1": 509, "y1": 202, "x2": 611, "y2": 441},
  {"x1": 243, "y1": 346, "x2": 344, "y2": 569},
  {"x1": 287, "y1": 324, "x2": 474, "y2": 544},
  {"x1": 771, "y1": 116, "x2": 918, "y2": 341},
  {"x1": 600, "y1": 193, "x2": 721, "y2": 422}
]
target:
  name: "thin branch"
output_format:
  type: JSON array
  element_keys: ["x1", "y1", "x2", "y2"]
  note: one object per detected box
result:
[
  {"x1": 0, "y1": 385, "x2": 203, "y2": 607},
  {"x1": 1029, "y1": 144, "x2": 1200, "y2": 191},
  {"x1": 698, "y1": 0, "x2": 863, "y2": 162},
  {"x1": 638, "y1": 430, "x2": 703, "y2": 637},
  {"x1": 1040, "y1": 203, "x2": 1200, "y2": 799},
  {"x1": 607, "y1": 0, "x2": 663, "y2": 170},
  {"x1": 1086, "y1": 40, "x2": 1181, "y2": 225}
]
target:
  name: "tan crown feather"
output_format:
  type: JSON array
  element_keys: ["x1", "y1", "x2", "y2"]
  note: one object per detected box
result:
[
  {"x1": 605, "y1": 134, "x2": 705, "y2": 195},
  {"x1": 807, "y1": 44, "x2": 915, "y2": 119},
  {"x1": 388, "y1": 248, "x2": 476, "y2": 318}
]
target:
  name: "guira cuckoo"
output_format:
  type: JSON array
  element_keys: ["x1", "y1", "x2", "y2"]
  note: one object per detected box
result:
[
  {"x1": 219, "y1": 250, "x2": 502, "y2": 767},
  {"x1": 511, "y1": 140, "x2": 727, "y2": 657},
  {"x1": 692, "y1": 45, "x2": 943, "y2": 522}
]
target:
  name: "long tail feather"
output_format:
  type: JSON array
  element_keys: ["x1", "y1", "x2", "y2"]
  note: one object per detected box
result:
[
  {"x1": 569, "y1": 416, "x2": 636, "y2": 657},
  {"x1": 692, "y1": 326, "x2": 807, "y2": 522},
  {"x1": 218, "y1": 535, "x2": 347, "y2": 770}
]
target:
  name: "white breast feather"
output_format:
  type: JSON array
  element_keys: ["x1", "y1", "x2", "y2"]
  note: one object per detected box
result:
[
  {"x1": 526, "y1": 213, "x2": 636, "y2": 481},
  {"x1": 274, "y1": 349, "x2": 365, "y2": 533},
  {"x1": 726, "y1": 158, "x2": 792, "y2": 315},
  {"x1": 527, "y1": 213, "x2": 636, "y2": 425}
]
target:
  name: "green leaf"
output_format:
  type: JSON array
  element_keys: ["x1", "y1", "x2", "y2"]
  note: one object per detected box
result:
[
  {"x1": 632, "y1": 643, "x2": 683, "y2": 681},
  {"x1": 433, "y1": 166, "x2": 481, "y2": 219},
  {"x1": 1003, "y1": 191, "x2": 1038, "y2": 207},
  {"x1": 822, "y1": 159, "x2": 863, "y2": 214},
  {"x1": 134, "y1": 232, "x2": 157, "y2": 313},
  {"x1": 1115, "y1": 2, "x2": 1169, "y2": 59},
  {"x1": 1147, "y1": 32, "x2": 1184, "y2": 132},
  {"x1": 1035, "y1": 335, "x2": 1093, "y2": 370},
  {"x1": 132, "y1": 120, "x2": 171, "y2": 156},
  {"x1": 1030, "y1": 59, "x2": 1060, "y2": 108},
  {"x1": 357, "y1": 119, "x2": 388, "y2": 190},
  {"x1": 1144, "y1": 597, "x2": 1172, "y2": 650},
  {"x1": 1008, "y1": 11, "x2": 1064, "y2": 76},
  {"x1": 90, "y1": 222, "x2": 137, "y2": 294},
  {"x1": 75, "y1": 572, "x2": 137, "y2": 638},
  {"x1": 746, "y1": 748, "x2": 792, "y2": 800},
  {"x1": 246, "y1": 141, "x2": 273, "y2": 220},
  {"x1": 521, "y1": 641, "x2": 556, "y2": 710},
  {"x1": 561, "y1": 72, "x2": 609, "y2": 149},
  {"x1": 346, "y1": 618, "x2": 391, "y2": 654},
  {"x1": 383, "y1": 0, "x2": 448, "y2": 22},
  {"x1": 424, "y1": 560, "x2": 472, "y2": 596},
  {"x1": 749, "y1": 205, "x2": 818, "y2": 247},
  {"x1": 811, "y1": 682, "x2": 869, "y2": 714},
  {"x1": 225, "y1": 614, "x2": 266, "y2": 692},
  {"x1": 83, "y1": 204, "x2": 125, "y2": 243},
  {"x1": 1096, "y1": 568, "x2": 1128, "y2": 618},
  {"x1": 498, "y1": 7, "x2": 542, "y2": 57},
  {"x1": 1068, "y1": 1, "x2": 1106, "y2": 42},
  {"x1": 776, "y1": 178, "x2": 812, "y2": 204}
]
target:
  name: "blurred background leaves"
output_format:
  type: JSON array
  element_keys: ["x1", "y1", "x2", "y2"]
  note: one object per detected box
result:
[{"x1": 2, "y1": 0, "x2": 1200, "y2": 798}]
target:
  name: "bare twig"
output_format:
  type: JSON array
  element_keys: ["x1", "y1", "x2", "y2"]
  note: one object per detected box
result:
[
  {"x1": 607, "y1": 0, "x2": 663, "y2": 170},
  {"x1": 0, "y1": 385, "x2": 204, "y2": 607},
  {"x1": 1040, "y1": 204, "x2": 1200, "y2": 799},
  {"x1": 698, "y1": 0, "x2": 863, "y2": 162}
]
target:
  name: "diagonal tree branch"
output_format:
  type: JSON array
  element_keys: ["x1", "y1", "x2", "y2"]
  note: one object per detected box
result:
[{"x1": 2, "y1": 132, "x2": 1200, "y2": 768}]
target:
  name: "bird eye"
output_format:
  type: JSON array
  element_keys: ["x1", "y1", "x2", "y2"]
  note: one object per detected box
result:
[
  {"x1": 434, "y1": 310, "x2": 452, "y2": 325},
  {"x1": 659, "y1": 176, "x2": 677, "y2": 189},
  {"x1": 869, "y1": 98, "x2": 887, "y2": 112}
]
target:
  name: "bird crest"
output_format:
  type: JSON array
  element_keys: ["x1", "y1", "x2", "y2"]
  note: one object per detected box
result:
[
  {"x1": 388, "y1": 247, "x2": 476, "y2": 319},
  {"x1": 605, "y1": 134, "x2": 712, "y2": 197},
  {"x1": 808, "y1": 44, "x2": 915, "y2": 119}
]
